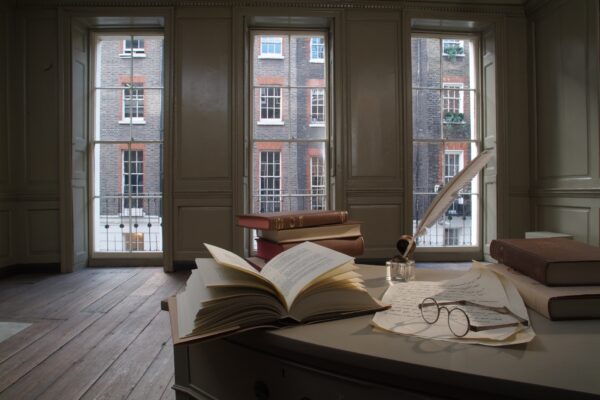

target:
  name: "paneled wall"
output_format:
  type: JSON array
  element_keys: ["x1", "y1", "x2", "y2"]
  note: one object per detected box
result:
[
  {"x1": 3, "y1": 1, "x2": 540, "y2": 271},
  {"x1": 172, "y1": 8, "x2": 234, "y2": 263},
  {"x1": 0, "y1": 6, "x2": 13, "y2": 268},
  {"x1": 343, "y1": 10, "x2": 404, "y2": 259},
  {"x1": 530, "y1": 0, "x2": 600, "y2": 245}
]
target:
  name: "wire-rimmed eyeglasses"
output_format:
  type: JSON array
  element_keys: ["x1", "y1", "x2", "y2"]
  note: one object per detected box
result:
[{"x1": 418, "y1": 297, "x2": 529, "y2": 337}]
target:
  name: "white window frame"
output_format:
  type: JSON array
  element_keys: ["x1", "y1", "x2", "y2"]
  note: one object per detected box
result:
[
  {"x1": 259, "y1": 151, "x2": 281, "y2": 213},
  {"x1": 411, "y1": 34, "x2": 480, "y2": 255},
  {"x1": 120, "y1": 83, "x2": 146, "y2": 125},
  {"x1": 122, "y1": 149, "x2": 144, "y2": 215},
  {"x1": 442, "y1": 82, "x2": 465, "y2": 117},
  {"x1": 442, "y1": 39, "x2": 465, "y2": 57},
  {"x1": 310, "y1": 37, "x2": 325, "y2": 63},
  {"x1": 444, "y1": 150, "x2": 464, "y2": 184},
  {"x1": 258, "y1": 87, "x2": 283, "y2": 125},
  {"x1": 310, "y1": 156, "x2": 326, "y2": 210},
  {"x1": 120, "y1": 38, "x2": 146, "y2": 58},
  {"x1": 259, "y1": 36, "x2": 284, "y2": 59},
  {"x1": 310, "y1": 89, "x2": 325, "y2": 127}
]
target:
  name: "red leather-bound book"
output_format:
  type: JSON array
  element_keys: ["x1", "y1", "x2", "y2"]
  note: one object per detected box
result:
[{"x1": 237, "y1": 210, "x2": 349, "y2": 230}]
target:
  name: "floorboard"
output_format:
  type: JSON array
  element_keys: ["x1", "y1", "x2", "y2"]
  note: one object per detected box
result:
[{"x1": 0, "y1": 267, "x2": 189, "y2": 400}]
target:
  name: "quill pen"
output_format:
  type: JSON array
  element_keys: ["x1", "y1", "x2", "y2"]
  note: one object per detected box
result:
[{"x1": 398, "y1": 149, "x2": 495, "y2": 258}]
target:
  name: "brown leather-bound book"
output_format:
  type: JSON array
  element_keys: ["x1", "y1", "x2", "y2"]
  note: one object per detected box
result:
[
  {"x1": 490, "y1": 238, "x2": 600, "y2": 286},
  {"x1": 488, "y1": 263, "x2": 600, "y2": 320},
  {"x1": 256, "y1": 236, "x2": 364, "y2": 261},
  {"x1": 236, "y1": 210, "x2": 348, "y2": 230}
]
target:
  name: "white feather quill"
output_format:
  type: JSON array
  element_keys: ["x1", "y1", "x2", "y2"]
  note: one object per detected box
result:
[{"x1": 398, "y1": 149, "x2": 495, "y2": 258}]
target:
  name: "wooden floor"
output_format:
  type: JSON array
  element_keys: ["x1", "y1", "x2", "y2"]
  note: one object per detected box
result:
[{"x1": 0, "y1": 267, "x2": 190, "y2": 400}]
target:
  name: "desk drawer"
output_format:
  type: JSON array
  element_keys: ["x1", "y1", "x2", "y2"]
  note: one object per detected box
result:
[{"x1": 175, "y1": 338, "x2": 438, "y2": 400}]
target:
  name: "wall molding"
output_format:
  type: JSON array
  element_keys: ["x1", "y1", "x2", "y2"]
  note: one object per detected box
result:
[
  {"x1": 531, "y1": 188, "x2": 600, "y2": 197},
  {"x1": 15, "y1": 0, "x2": 525, "y2": 16}
]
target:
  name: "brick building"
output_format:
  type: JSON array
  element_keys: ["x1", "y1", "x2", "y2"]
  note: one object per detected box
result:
[
  {"x1": 251, "y1": 33, "x2": 327, "y2": 213},
  {"x1": 94, "y1": 35, "x2": 164, "y2": 252},
  {"x1": 411, "y1": 37, "x2": 475, "y2": 246}
]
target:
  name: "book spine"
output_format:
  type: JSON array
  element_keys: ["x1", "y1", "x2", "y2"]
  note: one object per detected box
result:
[
  {"x1": 255, "y1": 239, "x2": 285, "y2": 261},
  {"x1": 490, "y1": 240, "x2": 549, "y2": 285},
  {"x1": 270, "y1": 211, "x2": 349, "y2": 230}
]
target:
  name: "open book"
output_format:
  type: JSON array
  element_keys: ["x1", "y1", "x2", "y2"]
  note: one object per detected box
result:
[{"x1": 170, "y1": 242, "x2": 388, "y2": 344}]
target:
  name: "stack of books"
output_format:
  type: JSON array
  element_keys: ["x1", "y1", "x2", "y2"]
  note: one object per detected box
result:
[
  {"x1": 489, "y1": 238, "x2": 600, "y2": 320},
  {"x1": 236, "y1": 210, "x2": 364, "y2": 263}
]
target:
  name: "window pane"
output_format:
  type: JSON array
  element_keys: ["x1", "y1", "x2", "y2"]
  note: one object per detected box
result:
[
  {"x1": 412, "y1": 89, "x2": 442, "y2": 140},
  {"x1": 411, "y1": 35, "x2": 479, "y2": 249},
  {"x1": 92, "y1": 34, "x2": 163, "y2": 254},
  {"x1": 411, "y1": 37, "x2": 441, "y2": 89},
  {"x1": 251, "y1": 31, "x2": 329, "y2": 221}
]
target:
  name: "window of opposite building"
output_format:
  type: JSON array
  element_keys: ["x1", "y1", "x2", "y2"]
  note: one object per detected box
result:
[
  {"x1": 259, "y1": 151, "x2": 281, "y2": 213},
  {"x1": 310, "y1": 37, "x2": 325, "y2": 63},
  {"x1": 121, "y1": 83, "x2": 145, "y2": 124},
  {"x1": 91, "y1": 33, "x2": 164, "y2": 255},
  {"x1": 310, "y1": 89, "x2": 325, "y2": 126},
  {"x1": 259, "y1": 36, "x2": 283, "y2": 59},
  {"x1": 121, "y1": 38, "x2": 145, "y2": 57},
  {"x1": 258, "y1": 87, "x2": 282, "y2": 124},
  {"x1": 411, "y1": 34, "x2": 480, "y2": 250},
  {"x1": 250, "y1": 29, "x2": 329, "y2": 245}
]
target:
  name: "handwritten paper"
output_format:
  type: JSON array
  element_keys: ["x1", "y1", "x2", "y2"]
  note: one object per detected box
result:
[{"x1": 371, "y1": 262, "x2": 535, "y2": 346}]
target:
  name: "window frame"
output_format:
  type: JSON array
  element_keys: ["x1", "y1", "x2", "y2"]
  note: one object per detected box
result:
[
  {"x1": 120, "y1": 82, "x2": 146, "y2": 124},
  {"x1": 310, "y1": 88, "x2": 326, "y2": 127},
  {"x1": 310, "y1": 37, "x2": 325, "y2": 63},
  {"x1": 259, "y1": 36, "x2": 284, "y2": 59},
  {"x1": 441, "y1": 39, "x2": 465, "y2": 58},
  {"x1": 120, "y1": 38, "x2": 146, "y2": 58},
  {"x1": 89, "y1": 31, "x2": 165, "y2": 258},
  {"x1": 310, "y1": 156, "x2": 326, "y2": 210},
  {"x1": 248, "y1": 29, "x2": 331, "y2": 252},
  {"x1": 442, "y1": 82, "x2": 465, "y2": 117},
  {"x1": 259, "y1": 150, "x2": 282, "y2": 213},
  {"x1": 410, "y1": 32, "x2": 482, "y2": 257},
  {"x1": 122, "y1": 149, "x2": 144, "y2": 213},
  {"x1": 258, "y1": 86, "x2": 283, "y2": 125}
]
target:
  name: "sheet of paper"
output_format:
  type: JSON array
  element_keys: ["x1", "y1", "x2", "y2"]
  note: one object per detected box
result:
[
  {"x1": 261, "y1": 241, "x2": 354, "y2": 309},
  {"x1": 372, "y1": 262, "x2": 535, "y2": 345}
]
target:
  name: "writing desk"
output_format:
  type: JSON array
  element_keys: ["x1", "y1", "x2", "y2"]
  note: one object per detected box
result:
[{"x1": 172, "y1": 267, "x2": 600, "y2": 400}]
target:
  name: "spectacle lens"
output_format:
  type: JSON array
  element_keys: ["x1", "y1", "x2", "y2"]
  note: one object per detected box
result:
[
  {"x1": 420, "y1": 298, "x2": 439, "y2": 323},
  {"x1": 448, "y1": 308, "x2": 470, "y2": 337}
]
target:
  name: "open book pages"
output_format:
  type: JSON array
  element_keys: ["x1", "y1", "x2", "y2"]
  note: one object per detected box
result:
[
  {"x1": 174, "y1": 242, "x2": 388, "y2": 342},
  {"x1": 371, "y1": 262, "x2": 535, "y2": 346}
]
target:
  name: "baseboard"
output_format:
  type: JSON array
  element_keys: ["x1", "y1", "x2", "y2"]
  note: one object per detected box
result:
[
  {"x1": 0, "y1": 263, "x2": 61, "y2": 278},
  {"x1": 172, "y1": 261, "x2": 197, "y2": 271}
]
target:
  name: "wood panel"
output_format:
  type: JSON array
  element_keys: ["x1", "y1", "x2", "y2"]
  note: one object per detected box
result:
[
  {"x1": 533, "y1": 198, "x2": 600, "y2": 245},
  {"x1": 174, "y1": 202, "x2": 232, "y2": 260},
  {"x1": 70, "y1": 22, "x2": 89, "y2": 270},
  {"x1": 534, "y1": 0, "x2": 598, "y2": 184},
  {"x1": 0, "y1": 209, "x2": 10, "y2": 259},
  {"x1": 346, "y1": 17, "x2": 401, "y2": 183},
  {"x1": 26, "y1": 208, "x2": 60, "y2": 257},
  {"x1": 0, "y1": 11, "x2": 8, "y2": 187},
  {"x1": 174, "y1": 16, "x2": 232, "y2": 191},
  {"x1": 23, "y1": 14, "x2": 59, "y2": 189},
  {"x1": 348, "y1": 202, "x2": 402, "y2": 258}
]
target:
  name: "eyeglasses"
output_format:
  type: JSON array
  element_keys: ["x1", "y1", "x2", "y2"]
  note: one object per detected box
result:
[{"x1": 418, "y1": 297, "x2": 529, "y2": 337}]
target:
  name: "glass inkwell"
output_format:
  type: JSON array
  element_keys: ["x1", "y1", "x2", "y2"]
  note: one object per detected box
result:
[{"x1": 386, "y1": 235, "x2": 416, "y2": 283}]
